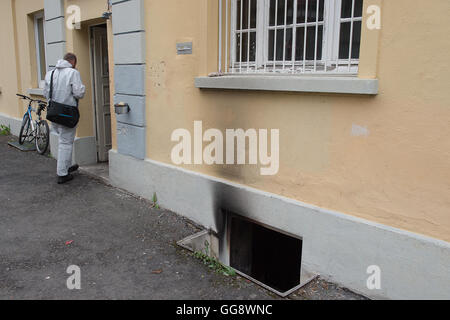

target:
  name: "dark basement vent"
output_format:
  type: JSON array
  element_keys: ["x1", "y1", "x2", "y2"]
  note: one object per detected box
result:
[{"x1": 229, "y1": 215, "x2": 303, "y2": 296}]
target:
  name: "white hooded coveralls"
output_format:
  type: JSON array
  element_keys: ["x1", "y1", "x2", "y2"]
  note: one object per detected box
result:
[{"x1": 44, "y1": 59, "x2": 86, "y2": 177}]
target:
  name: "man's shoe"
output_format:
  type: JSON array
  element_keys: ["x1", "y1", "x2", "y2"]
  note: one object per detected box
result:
[
  {"x1": 57, "y1": 174, "x2": 74, "y2": 184},
  {"x1": 69, "y1": 164, "x2": 79, "y2": 173}
]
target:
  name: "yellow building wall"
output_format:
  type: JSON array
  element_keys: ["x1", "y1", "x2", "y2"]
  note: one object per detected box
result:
[
  {"x1": 0, "y1": 0, "x2": 45, "y2": 118},
  {"x1": 0, "y1": 0, "x2": 111, "y2": 140},
  {"x1": 144, "y1": 0, "x2": 450, "y2": 242},
  {"x1": 66, "y1": 0, "x2": 106, "y2": 22},
  {"x1": 0, "y1": 0, "x2": 20, "y2": 119}
]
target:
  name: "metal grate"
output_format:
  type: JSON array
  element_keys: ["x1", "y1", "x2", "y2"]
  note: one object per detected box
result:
[{"x1": 218, "y1": 0, "x2": 363, "y2": 75}]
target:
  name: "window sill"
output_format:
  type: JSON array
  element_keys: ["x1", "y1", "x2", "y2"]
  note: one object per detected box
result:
[
  {"x1": 27, "y1": 88, "x2": 45, "y2": 97},
  {"x1": 195, "y1": 75, "x2": 378, "y2": 95}
]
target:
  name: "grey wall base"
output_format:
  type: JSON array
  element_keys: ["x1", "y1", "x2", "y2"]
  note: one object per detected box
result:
[
  {"x1": 0, "y1": 113, "x2": 97, "y2": 166},
  {"x1": 50, "y1": 132, "x2": 97, "y2": 166},
  {"x1": 0, "y1": 112, "x2": 22, "y2": 137},
  {"x1": 109, "y1": 150, "x2": 450, "y2": 300}
]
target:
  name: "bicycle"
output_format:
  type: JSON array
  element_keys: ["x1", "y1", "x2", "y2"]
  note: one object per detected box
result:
[{"x1": 16, "y1": 93, "x2": 50, "y2": 155}]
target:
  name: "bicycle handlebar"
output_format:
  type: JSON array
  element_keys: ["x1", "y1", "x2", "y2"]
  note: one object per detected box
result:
[
  {"x1": 16, "y1": 93, "x2": 47, "y2": 105},
  {"x1": 16, "y1": 94, "x2": 28, "y2": 99}
]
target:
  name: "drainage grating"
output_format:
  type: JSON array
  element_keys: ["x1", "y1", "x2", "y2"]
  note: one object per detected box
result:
[{"x1": 8, "y1": 141, "x2": 36, "y2": 152}]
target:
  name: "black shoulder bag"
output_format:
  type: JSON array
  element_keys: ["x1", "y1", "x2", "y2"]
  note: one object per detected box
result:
[{"x1": 46, "y1": 70, "x2": 80, "y2": 128}]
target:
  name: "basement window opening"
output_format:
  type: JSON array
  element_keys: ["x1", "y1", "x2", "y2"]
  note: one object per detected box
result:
[{"x1": 229, "y1": 214, "x2": 304, "y2": 296}]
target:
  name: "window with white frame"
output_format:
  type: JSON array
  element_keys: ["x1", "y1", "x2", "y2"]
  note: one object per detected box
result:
[
  {"x1": 224, "y1": 0, "x2": 363, "y2": 74},
  {"x1": 34, "y1": 12, "x2": 47, "y2": 88}
]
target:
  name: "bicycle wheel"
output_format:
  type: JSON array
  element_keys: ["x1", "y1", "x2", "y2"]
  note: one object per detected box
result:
[
  {"x1": 19, "y1": 115, "x2": 31, "y2": 145},
  {"x1": 36, "y1": 120, "x2": 50, "y2": 155}
]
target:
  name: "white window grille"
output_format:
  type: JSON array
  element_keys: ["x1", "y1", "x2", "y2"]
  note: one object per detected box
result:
[
  {"x1": 34, "y1": 12, "x2": 47, "y2": 88},
  {"x1": 219, "y1": 0, "x2": 363, "y2": 75}
]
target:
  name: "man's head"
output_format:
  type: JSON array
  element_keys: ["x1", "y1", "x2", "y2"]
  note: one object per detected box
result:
[{"x1": 64, "y1": 53, "x2": 77, "y2": 68}]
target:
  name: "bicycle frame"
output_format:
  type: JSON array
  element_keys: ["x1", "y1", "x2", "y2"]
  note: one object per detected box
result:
[
  {"x1": 25, "y1": 103, "x2": 36, "y2": 136},
  {"x1": 17, "y1": 93, "x2": 47, "y2": 143}
]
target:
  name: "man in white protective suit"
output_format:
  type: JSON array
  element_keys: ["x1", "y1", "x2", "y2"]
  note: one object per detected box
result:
[{"x1": 44, "y1": 53, "x2": 86, "y2": 184}]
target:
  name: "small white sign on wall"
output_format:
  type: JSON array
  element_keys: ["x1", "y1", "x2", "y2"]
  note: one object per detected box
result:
[{"x1": 177, "y1": 42, "x2": 193, "y2": 55}]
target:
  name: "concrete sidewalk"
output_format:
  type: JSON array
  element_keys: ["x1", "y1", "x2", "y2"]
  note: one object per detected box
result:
[{"x1": 0, "y1": 135, "x2": 365, "y2": 300}]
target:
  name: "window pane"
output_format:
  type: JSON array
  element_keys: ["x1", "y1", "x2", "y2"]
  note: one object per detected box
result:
[
  {"x1": 295, "y1": 0, "x2": 325, "y2": 23},
  {"x1": 242, "y1": 0, "x2": 248, "y2": 29},
  {"x1": 341, "y1": 0, "x2": 352, "y2": 18},
  {"x1": 238, "y1": 0, "x2": 257, "y2": 30},
  {"x1": 338, "y1": 21, "x2": 362, "y2": 59},
  {"x1": 242, "y1": 33, "x2": 248, "y2": 61},
  {"x1": 236, "y1": 33, "x2": 242, "y2": 62},
  {"x1": 37, "y1": 17, "x2": 46, "y2": 80},
  {"x1": 242, "y1": 32, "x2": 256, "y2": 62},
  {"x1": 269, "y1": 28, "x2": 293, "y2": 61},
  {"x1": 270, "y1": 0, "x2": 284, "y2": 26},
  {"x1": 284, "y1": 27, "x2": 293, "y2": 60},
  {"x1": 295, "y1": 25, "x2": 323, "y2": 61},
  {"x1": 339, "y1": 22, "x2": 350, "y2": 59},
  {"x1": 286, "y1": 0, "x2": 294, "y2": 25},
  {"x1": 296, "y1": 0, "x2": 307, "y2": 23},
  {"x1": 296, "y1": 0, "x2": 325, "y2": 24},
  {"x1": 354, "y1": 0, "x2": 363, "y2": 17},
  {"x1": 341, "y1": 0, "x2": 363, "y2": 18},
  {"x1": 295, "y1": 27, "x2": 304, "y2": 60},
  {"x1": 277, "y1": 0, "x2": 285, "y2": 25},
  {"x1": 245, "y1": 0, "x2": 250, "y2": 29},
  {"x1": 237, "y1": 0, "x2": 241, "y2": 29},
  {"x1": 249, "y1": 31, "x2": 256, "y2": 61},
  {"x1": 351, "y1": 21, "x2": 362, "y2": 58},
  {"x1": 310, "y1": 25, "x2": 323, "y2": 60},
  {"x1": 236, "y1": 32, "x2": 256, "y2": 62},
  {"x1": 307, "y1": 0, "x2": 324, "y2": 22},
  {"x1": 270, "y1": 0, "x2": 298, "y2": 26},
  {"x1": 269, "y1": 29, "x2": 284, "y2": 61},
  {"x1": 251, "y1": 0, "x2": 257, "y2": 28}
]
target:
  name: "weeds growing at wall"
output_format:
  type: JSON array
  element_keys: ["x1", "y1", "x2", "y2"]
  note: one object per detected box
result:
[
  {"x1": 0, "y1": 125, "x2": 11, "y2": 136},
  {"x1": 193, "y1": 241, "x2": 236, "y2": 277},
  {"x1": 152, "y1": 192, "x2": 160, "y2": 209}
]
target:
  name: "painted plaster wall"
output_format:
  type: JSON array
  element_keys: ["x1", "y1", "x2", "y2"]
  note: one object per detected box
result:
[
  {"x1": 0, "y1": 0, "x2": 45, "y2": 119},
  {"x1": 143, "y1": 0, "x2": 450, "y2": 242},
  {"x1": 0, "y1": 0, "x2": 111, "y2": 141},
  {"x1": 0, "y1": 0, "x2": 21, "y2": 119},
  {"x1": 66, "y1": 0, "x2": 106, "y2": 23}
]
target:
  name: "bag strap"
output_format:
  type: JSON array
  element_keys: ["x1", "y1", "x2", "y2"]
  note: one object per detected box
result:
[{"x1": 49, "y1": 70, "x2": 56, "y2": 101}]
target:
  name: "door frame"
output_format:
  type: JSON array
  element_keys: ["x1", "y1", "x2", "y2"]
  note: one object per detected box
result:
[{"x1": 89, "y1": 23, "x2": 111, "y2": 163}]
